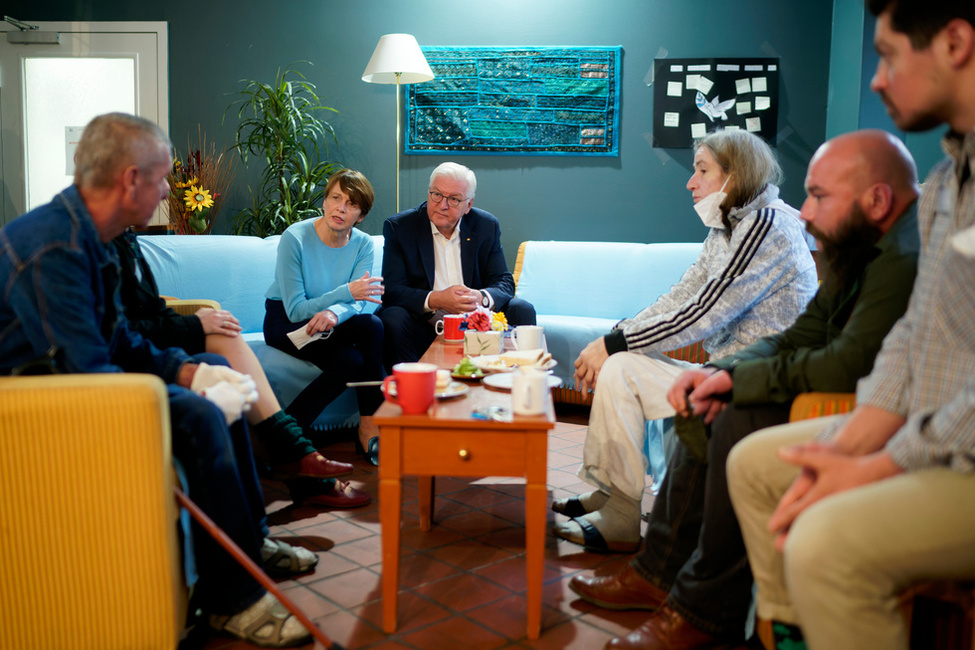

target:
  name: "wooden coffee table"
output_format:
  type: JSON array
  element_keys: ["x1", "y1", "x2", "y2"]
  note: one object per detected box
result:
[{"x1": 375, "y1": 338, "x2": 556, "y2": 639}]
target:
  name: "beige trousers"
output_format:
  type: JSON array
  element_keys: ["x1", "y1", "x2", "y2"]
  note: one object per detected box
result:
[
  {"x1": 727, "y1": 416, "x2": 975, "y2": 650},
  {"x1": 581, "y1": 351, "x2": 697, "y2": 500}
]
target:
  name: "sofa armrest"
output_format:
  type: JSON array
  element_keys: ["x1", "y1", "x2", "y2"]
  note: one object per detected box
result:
[
  {"x1": 164, "y1": 297, "x2": 222, "y2": 315},
  {"x1": 513, "y1": 241, "x2": 527, "y2": 289},
  {"x1": 788, "y1": 392, "x2": 856, "y2": 421}
]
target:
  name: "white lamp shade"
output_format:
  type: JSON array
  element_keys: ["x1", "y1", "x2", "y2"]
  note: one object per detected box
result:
[{"x1": 361, "y1": 34, "x2": 435, "y2": 84}]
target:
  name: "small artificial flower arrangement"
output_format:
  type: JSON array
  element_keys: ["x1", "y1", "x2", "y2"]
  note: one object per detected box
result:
[
  {"x1": 462, "y1": 308, "x2": 508, "y2": 332},
  {"x1": 166, "y1": 129, "x2": 236, "y2": 234},
  {"x1": 462, "y1": 308, "x2": 508, "y2": 355}
]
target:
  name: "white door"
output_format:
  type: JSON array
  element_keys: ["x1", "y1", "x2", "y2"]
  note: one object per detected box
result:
[{"x1": 0, "y1": 21, "x2": 168, "y2": 226}]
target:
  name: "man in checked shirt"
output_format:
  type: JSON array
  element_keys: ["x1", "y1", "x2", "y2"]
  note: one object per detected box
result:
[{"x1": 726, "y1": 2, "x2": 975, "y2": 649}]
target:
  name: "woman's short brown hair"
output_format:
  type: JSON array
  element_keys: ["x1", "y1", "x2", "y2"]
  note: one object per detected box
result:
[{"x1": 324, "y1": 169, "x2": 375, "y2": 216}]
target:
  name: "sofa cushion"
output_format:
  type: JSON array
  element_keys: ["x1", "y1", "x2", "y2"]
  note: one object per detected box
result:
[
  {"x1": 515, "y1": 241, "x2": 703, "y2": 320},
  {"x1": 537, "y1": 315, "x2": 618, "y2": 388},
  {"x1": 139, "y1": 235, "x2": 280, "y2": 334},
  {"x1": 138, "y1": 233, "x2": 384, "y2": 431}
]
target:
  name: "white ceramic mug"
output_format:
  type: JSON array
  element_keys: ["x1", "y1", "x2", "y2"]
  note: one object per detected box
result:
[
  {"x1": 512, "y1": 325, "x2": 543, "y2": 351},
  {"x1": 511, "y1": 367, "x2": 548, "y2": 415}
]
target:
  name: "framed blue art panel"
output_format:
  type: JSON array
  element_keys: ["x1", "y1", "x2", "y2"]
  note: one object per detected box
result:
[{"x1": 407, "y1": 46, "x2": 621, "y2": 156}]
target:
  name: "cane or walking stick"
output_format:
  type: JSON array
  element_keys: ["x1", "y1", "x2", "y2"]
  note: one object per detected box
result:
[{"x1": 174, "y1": 487, "x2": 345, "y2": 649}]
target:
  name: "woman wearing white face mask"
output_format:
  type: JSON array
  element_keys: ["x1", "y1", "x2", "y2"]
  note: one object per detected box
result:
[{"x1": 556, "y1": 129, "x2": 819, "y2": 553}]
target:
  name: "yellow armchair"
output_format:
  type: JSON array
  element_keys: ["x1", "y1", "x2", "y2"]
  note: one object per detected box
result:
[
  {"x1": 0, "y1": 373, "x2": 186, "y2": 649},
  {"x1": 788, "y1": 391, "x2": 857, "y2": 422}
]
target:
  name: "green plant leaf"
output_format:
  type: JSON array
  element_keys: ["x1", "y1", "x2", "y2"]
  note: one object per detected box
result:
[{"x1": 227, "y1": 62, "x2": 343, "y2": 236}]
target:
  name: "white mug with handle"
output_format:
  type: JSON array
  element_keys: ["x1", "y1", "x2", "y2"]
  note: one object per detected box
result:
[
  {"x1": 511, "y1": 367, "x2": 548, "y2": 415},
  {"x1": 512, "y1": 325, "x2": 543, "y2": 351}
]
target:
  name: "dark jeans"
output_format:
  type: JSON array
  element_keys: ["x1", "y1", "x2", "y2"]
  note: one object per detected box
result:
[
  {"x1": 378, "y1": 298, "x2": 536, "y2": 371},
  {"x1": 264, "y1": 300, "x2": 386, "y2": 429},
  {"x1": 634, "y1": 402, "x2": 793, "y2": 640},
  {"x1": 168, "y1": 353, "x2": 269, "y2": 615}
]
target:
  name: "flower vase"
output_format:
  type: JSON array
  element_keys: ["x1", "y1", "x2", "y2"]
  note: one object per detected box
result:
[{"x1": 464, "y1": 330, "x2": 503, "y2": 356}]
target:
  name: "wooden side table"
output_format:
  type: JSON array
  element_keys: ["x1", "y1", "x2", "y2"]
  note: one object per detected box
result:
[{"x1": 375, "y1": 339, "x2": 555, "y2": 639}]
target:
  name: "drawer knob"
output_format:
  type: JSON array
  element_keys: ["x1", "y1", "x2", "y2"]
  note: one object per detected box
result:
[{"x1": 458, "y1": 448, "x2": 471, "y2": 461}]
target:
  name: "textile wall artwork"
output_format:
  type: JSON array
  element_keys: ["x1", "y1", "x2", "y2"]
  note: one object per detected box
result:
[
  {"x1": 652, "y1": 58, "x2": 779, "y2": 148},
  {"x1": 407, "y1": 46, "x2": 621, "y2": 156}
]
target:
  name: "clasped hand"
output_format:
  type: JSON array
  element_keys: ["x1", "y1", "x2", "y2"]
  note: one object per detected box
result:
[
  {"x1": 768, "y1": 443, "x2": 903, "y2": 551},
  {"x1": 189, "y1": 362, "x2": 258, "y2": 425},
  {"x1": 430, "y1": 284, "x2": 481, "y2": 314},
  {"x1": 666, "y1": 368, "x2": 732, "y2": 424}
]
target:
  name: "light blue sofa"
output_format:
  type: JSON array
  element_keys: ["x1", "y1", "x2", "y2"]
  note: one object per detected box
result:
[
  {"x1": 138, "y1": 233, "x2": 385, "y2": 430},
  {"x1": 512, "y1": 240, "x2": 705, "y2": 399},
  {"x1": 138, "y1": 235, "x2": 704, "y2": 434}
]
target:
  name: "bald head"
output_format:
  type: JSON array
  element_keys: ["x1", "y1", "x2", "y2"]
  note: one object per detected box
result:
[
  {"x1": 806, "y1": 129, "x2": 919, "y2": 231},
  {"x1": 801, "y1": 129, "x2": 919, "y2": 293}
]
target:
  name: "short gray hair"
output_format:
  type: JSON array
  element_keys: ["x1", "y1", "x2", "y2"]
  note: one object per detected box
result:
[
  {"x1": 74, "y1": 112, "x2": 172, "y2": 188},
  {"x1": 429, "y1": 162, "x2": 476, "y2": 199}
]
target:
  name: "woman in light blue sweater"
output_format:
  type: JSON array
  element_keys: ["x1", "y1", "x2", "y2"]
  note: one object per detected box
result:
[{"x1": 264, "y1": 169, "x2": 386, "y2": 497}]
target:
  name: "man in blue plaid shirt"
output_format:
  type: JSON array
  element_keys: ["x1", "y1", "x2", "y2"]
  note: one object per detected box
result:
[{"x1": 727, "y1": 2, "x2": 975, "y2": 649}]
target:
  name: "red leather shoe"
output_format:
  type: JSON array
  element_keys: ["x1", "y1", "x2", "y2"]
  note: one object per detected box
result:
[
  {"x1": 271, "y1": 452, "x2": 354, "y2": 480},
  {"x1": 606, "y1": 606, "x2": 730, "y2": 650},
  {"x1": 291, "y1": 480, "x2": 371, "y2": 509},
  {"x1": 570, "y1": 563, "x2": 668, "y2": 610}
]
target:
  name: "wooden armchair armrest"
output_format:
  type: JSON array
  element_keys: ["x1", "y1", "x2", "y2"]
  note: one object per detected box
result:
[
  {"x1": 164, "y1": 298, "x2": 222, "y2": 316},
  {"x1": 788, "y1": 392, "x2": 856, "y2": 422}
]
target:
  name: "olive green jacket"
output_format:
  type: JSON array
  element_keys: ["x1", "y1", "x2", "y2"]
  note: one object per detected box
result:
[{"x1": 709, "y1": 204, "x2": 919, "y2": 406}]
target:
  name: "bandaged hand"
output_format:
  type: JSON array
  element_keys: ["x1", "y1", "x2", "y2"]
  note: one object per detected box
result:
[
  {"x1": 190, "y1": 362, "x2": 250, "y2": 393},
  {"x1": 200, "y1": 380, "x2": 257, "y2": 425}
]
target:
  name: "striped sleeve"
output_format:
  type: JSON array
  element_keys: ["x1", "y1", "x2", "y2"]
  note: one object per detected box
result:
[{"x1": 618, "y1": 209, "x2": 785, "y2": 354}]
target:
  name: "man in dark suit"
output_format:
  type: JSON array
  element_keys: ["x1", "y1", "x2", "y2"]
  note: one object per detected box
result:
[{"x1": 380, "y1": 162, "x2": 535, "y2": 367}]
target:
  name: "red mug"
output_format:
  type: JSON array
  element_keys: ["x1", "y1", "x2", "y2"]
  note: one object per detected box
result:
[
  {"x1": 382, "y1": 362, "x2": 437, "y2": 414},
  {"x1": 435, "y1": 313, "x2": 466, "y2": 343}
]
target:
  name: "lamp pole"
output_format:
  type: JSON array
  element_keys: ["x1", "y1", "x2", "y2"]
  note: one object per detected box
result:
[{"x1": 395, "y1": 72, "x2": 402, "y2": 213}]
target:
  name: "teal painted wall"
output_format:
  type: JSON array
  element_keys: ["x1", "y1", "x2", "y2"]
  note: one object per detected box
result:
[
  {"x1": 4, "y1": 1, "x2": 835, "y2": 262},
  {"x1": 825, "y1": 0, "x2": 864, "y2": 139},
  {"x1": 826, "y1": 0, "x2": 944, "y2": 180}
]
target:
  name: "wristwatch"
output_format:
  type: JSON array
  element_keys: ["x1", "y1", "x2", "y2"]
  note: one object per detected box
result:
[{"x1": 480, "y1": 290, "x2": 490, "y2": 307}]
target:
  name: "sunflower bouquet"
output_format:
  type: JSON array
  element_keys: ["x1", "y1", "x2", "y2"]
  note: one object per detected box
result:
[{"x1": 166, "y1": 130, "x2": 236, "y2": 234}]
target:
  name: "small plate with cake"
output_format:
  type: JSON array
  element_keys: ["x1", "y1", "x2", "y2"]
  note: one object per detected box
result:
[{"x1": 470, "y1": 349, "x2": 557, "y2": 373}]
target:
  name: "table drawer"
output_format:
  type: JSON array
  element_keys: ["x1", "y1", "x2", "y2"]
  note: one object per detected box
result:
[{"x1": 400, "y1": 429, "x2": 529, "y2": 476}]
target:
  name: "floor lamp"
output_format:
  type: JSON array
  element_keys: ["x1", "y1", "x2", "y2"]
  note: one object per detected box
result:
[{"x1": 362, "y1": 34, "x2": 435, "y2": 213}]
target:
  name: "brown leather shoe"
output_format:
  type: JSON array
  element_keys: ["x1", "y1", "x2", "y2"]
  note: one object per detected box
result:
[
  {"x1": 271, "y1": 452, "x2": 354, "y2": 479},
  {"x1": 570, "y1": 563, "x2": 668, "y2": 610},
  {"x1": 606, "y1": 606, "x2": 730, "y2": 650}
]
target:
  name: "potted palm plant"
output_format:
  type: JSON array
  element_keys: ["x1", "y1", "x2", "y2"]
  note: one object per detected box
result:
[{"x1": 228, "y1": 63, "x2": 343, "y2": 236}]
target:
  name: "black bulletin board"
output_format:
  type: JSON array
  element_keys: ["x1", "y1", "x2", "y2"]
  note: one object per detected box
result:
[{"x1": 652, "y1": 57, "x2": 779, "y2": 148}]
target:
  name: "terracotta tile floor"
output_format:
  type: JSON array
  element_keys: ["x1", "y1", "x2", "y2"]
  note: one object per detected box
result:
[{"x1": 186, "y1": 405, "x2": 657, "y2": 650}]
